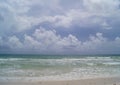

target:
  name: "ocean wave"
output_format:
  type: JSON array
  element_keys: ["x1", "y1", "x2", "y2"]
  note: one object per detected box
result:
[{"x1": 0, "y1": 56, "x2": 120, "y2": 81}]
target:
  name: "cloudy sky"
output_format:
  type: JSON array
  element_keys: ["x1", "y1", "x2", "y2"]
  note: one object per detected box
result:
[{"x1": 0, "y1": 0, "x2": 120, "y2": 54}]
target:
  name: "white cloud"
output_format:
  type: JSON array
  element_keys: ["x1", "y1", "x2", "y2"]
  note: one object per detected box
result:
[
  {"x1": 7, "y1": 0, "x2": 31, "y2": 13},
  {"x1": 34, "y1": 0, "x2": 120, "y2": 29},
  {"x1": 84, "y1": 0, "x2": 120, "y2": 13},
  {"x1": 0, "y1": 2, "x2": 16, "y2": 32},
  {"x1": 3, "y1": 28, "x2": 120, "y2": 54},
  {"x1": 32, "y1": 28, "x2": 82, "y2": 52},
  {"x1": 23, "y1": 34, "x2": 42, "y2": 50},
  {"x1": 0, "y1": 0, "x2": 120, "y2": 54},
  {"x1": 82, "y1": 33, "x2": 107, "y2": 51},
  {"x1": 14, "y1": 16, "x2": 33, "y2": 31},
  {"x1": 6, "y1": 28, "x2": 81, "y2": 53},
  {"x1": 0, "y1": 0, "x2": 60, "y2": 32},
  {"x1": 8, "y1": 36, "x2": 23, "y2": 49},
  {"x1": 56, "y1": 34, "x2": 81, "y2": 49},
  {"x1": 0, "y1": 0, "x2": 120, "y2": 33},
  {"x1": 0, "y1": 0, "x2": 30, "y2": 33}
]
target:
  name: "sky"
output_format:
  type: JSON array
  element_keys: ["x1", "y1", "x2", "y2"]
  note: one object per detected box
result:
[{"x1": 0, "y1": 0, "x2": 120, "y2": 54}]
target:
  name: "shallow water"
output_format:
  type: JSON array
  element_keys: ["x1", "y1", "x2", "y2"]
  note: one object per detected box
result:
[{"x1": 0, "y1": 55, "x2": 120, "y2": 81}]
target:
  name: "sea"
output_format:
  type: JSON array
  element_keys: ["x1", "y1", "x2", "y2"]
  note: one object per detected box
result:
[{"x1": 0, "y1": 54, "x2": 120, "y2": 81}]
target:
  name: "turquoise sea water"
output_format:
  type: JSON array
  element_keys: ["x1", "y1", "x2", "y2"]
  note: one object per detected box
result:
[{"x1": 0, "y1": 55, "x2": 120, "y2": 81}]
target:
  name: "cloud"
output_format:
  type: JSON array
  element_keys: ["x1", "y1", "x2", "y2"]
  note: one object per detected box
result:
[
  {"x1": 2, "y1": 28, "x2": 81, "y2": 53},
  {"x1": 82, "y1": 33, "x2": 107, "y2": 50},
  {"x1": 0, "y1": 0, "x2": 120, "y2": 54},
  {"x1": 0, "y1": 28, "x2": 119, "y2": 54},
  {"x1": 101, "y1": 22, "x2": 112, "y2": 30},
  {"x1": 0, "y1": 0, "x2": 35, "y2": 33},
  {"x1": 0, "y1": 2, "x2": 15, "y2": 33},
  {"x1": 21, "y1": 0, "x2": 120, "y2": 30},
  {"x1": 22, "y1": 28, "x2": 81, "y2": 53},
  {"x1": 23, "y1": 34, "x2": 42, "y2": 50},
  {"x1": 0, "y1": 0, "x2": 120, "y2": 32},
  {"x1": 8, "y1": 36, "x2": 23, "y2": 49}
]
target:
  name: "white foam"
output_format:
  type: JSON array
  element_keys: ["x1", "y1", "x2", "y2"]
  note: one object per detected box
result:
[
  {"x1": 0, "y1": 56, "x2": 120, "y2": 81},
  {"x1": 103, "y1": 62, "x2": 120, "y2": 65},
  {"x1": 0, "y1": 58, "x2": 26, "y2": 61}
]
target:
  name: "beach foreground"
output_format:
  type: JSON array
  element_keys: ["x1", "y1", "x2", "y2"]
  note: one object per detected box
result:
[{"x1": 0, "y1": 77, "x2": 120, "y2": 85}]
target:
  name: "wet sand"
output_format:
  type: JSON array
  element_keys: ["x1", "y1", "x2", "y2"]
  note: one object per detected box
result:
[{"x1": 0, "y1": 77, "x2": 120, "y2": 85}]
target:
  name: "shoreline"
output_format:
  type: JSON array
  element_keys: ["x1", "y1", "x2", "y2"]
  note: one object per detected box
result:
[{"x1": 0, "y1": 76, "x2": 120, "y2": 85}]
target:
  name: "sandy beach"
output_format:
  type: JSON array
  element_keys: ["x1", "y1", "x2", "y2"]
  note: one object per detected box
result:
[{"x1": 0, "y1": 77, "x2": 120, "y2": 85}]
